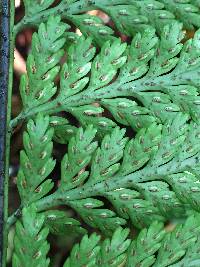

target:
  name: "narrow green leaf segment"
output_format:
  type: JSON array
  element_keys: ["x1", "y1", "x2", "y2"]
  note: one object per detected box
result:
[
  {"x1": 12, "y1": 205, "x2": 50, "y2": 267},
  {"x1": 17, "y1": 114, "x2": 55, "y2": 205},
  {"x1": 7, "y1": 0, "x2": 200, "y2": 266}
]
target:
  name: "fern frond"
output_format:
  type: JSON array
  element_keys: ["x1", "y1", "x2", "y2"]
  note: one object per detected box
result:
[
  {"x1": 154, "y1": 214, "x2": 200, "y2": 267},
  {"x1": 68, "y1": 14, "x2": 115, "y2": 46},
  {"x1": 43, "y1": 210, "x2": 86, "y2": 235},
  {"x1": 19, "y1": 16, "x2": 67, "y2": 109},
  {"x1": 23, "y1": 0, "x2": 55, "y2": 17},
  {"x1": 89, "y1": 127, "x2": 128, "y2": 182},
  {"x1": 63, "y1": 227, "x2": 130, "y2": 267},
  {"x1": 12, "y1": 205, "x2": 50, "y2": 267},
  {"x1": 26, "y1": 113, "x2": 200, "y2": 233},
  {"x1": 11, "y1": 21, "x2": 200, "y2": 134},
  {"x1": 13, "y1": 101, "x2": 200, "y2": 233},
  {"x1": 170, "y1": 235, "x2": 200, "y2": 267},
  {"x1": 60, "y1": 125, "x2": 97, "y2": 191},
  {"x1": 50, "y1": 116, "x2": 78, "y2": 144},
  {"x1": 16, "y1": 0, "x2": 200, "y2": 38},
  {"x1": 101, "y1": 0, "x2": 200, "y2": 33},
  {"x1": 59, "y1": 36, "x2": 95, "y2": 99},
  {"x1": 63, "y1": 232, "x2": 100, "y2": 267},
  {"x1": 63, "y1": 214, "x2": 200, "y2": 267},
  {"x1": 10, "y1": 1, "x2": 200, "y2": 265},
  {"x1": 96, "y1": 227, "x2": 130, "y2": 266},
  {"x1": 126, "y1": 221, "x2": 165, "y2": 266},
  {"x1": 69, "y1": 198, "x2": 126, "y2": 234},
  {"x1": 17, "y1": 114, "x2": 55, "y2": 205}
]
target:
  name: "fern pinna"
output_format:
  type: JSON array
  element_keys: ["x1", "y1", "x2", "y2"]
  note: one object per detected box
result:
[{"x1": 5, "y1": 0, "x2": 200, "y2": 266}]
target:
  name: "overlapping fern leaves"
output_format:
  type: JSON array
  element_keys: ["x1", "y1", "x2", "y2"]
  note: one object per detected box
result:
[
  {"x1": 12, "y1": 205, "x2": 50, "y2": 267},
  {"x1": 16, "y1": 0, "x2": 200, "y2": 39},
  {"x1": 10, "y1": 0, "x2": 200, "y2": 266},
  {"x1": 13, "y1": 209, "x2": 200, "y2": 267},
  {"x1": 14, "y1": 112, "x2": 200, "y2": 234},
  {"x1": 11, "y1": 15, "x2": 200, "y2": 132}
]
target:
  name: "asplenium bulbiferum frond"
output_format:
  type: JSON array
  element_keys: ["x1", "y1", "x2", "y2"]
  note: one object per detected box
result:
[
  {"x1": 15, "y1": 0, "x2": 200, "y2": 40},
  {"x1": 7, "y1": 0, "x2": 200, "y2": 266},
  {"x1": 13, "y1": 206, "x2": 200, "y2": 266}
]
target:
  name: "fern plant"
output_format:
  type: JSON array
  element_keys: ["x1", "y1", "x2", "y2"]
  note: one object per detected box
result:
[{"x1": 2, "y1": 0, "x2": 200, "y2": 266}]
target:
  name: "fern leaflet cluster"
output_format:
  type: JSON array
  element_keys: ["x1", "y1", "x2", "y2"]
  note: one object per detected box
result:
[
  {"x1": 8, "y1": 0, "x2": 200, "y2": 266},
  {"x1": 13, "y1": 209, "x2": 200, "y2": 267}
]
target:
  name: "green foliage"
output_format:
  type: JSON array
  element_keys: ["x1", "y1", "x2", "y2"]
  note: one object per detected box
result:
[
  {"x1": 96, "y1": 227, "x2": 130, "y2": 266},
  {"x1": 17, "y1": 0, "x2": 200, "y2": 37},
  {"x1": 154, "y1": 214, "x2": 200, "y2": 267},
  {"x1": 50, "y1": 116, "x2": 78, "y2": 144},
  {"x1": 17, "y1": 114, "x2": 55, "y2": 205},
  {"x1": 60, "y1": 125, "x2": 97, "y2": 191},
  {"x1": 63, "y1": 214, "x2": 200, "y2": 267},
  {"x1": 15, "y1": 112, "x2": 200, "y2": 234},
  {"x1": 19, "y1": 16, "x2": 67, "y2": 109},
  {"x1": 89, "y1": 127, "x2": 128, "y2": 182},
  {"x1": 43, "y1": 210, "x2": 86, "y2": 235},
  {"x1": 68, "y1": 14, "x2": 114, "y2": 46},
  {"x1": 23, "y1": 0, "x2": 55, "y2": 17},
  {"x1": 12, "y1": 205, "x2": 50, "y2": 267},
  {"x1": 69, "y1": 198, "x2": 126, "y2": 234},
  {"x1": 13, "y1": 20, "x2": 200, "y2": 134},
  {"x1": 9, "y1": 1, "x2": 200, "y2": 266},
  {"x1": 12, "y1": 209, "x2": 200, "y2": 266},
  {"x1": 126, "y1": 221, "x2": 165, "y2": 266},
  {"x1": 63, "y1": 227, "x2": 131, "y2": 267},
  {"x1": 63, "y1": 232, "x2": 100, "y2": 267}
]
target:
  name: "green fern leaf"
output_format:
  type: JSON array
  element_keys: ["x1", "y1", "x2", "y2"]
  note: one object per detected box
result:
[
  {"x1": 9, "y1": 2, "x2": 200, "y2": 266},
  {"x1": 43, "y1": 210, "x2": 86, "y2": 235},
  {"x1": 154, "y1": 214, "x2": 200, "y2": 267},
  {"x1": 69, "y1": 198, "x2": 126, "y2": 234},
  {"x1": 105, "y1": 188, "x2": 165, "y2": 228},
  {"x1": 159, "y1": 0, "x2": 200, "y2": 29},
  {"x1": 20, "y1": 16, "x2": 67, "y2": 109},
  {"x1": 22, "y1": 112, "x2": 199, "y2": 232},
  {"x1": 63, "y1": 232, "x2": 100, "y2": 267},
  {"x1": 118, "y1": 123, "x2": 161, "y2": 176},
  {"x1": 96, "y1": 227, "x2": 130, "y2": 266},
  {"x1": 101, "y1": 98, "x2": 157, "y2": 131},
  {"x1": 12, "y1": 205, "x2": 50, "y2": 267},
  {"x1": 59, "y1": 36, "x2": 95, "y2": 99},
  {"x1": 63, "y1": 214, "x2": 200, "y2": 267},
  {"x1": 24, "y1": 0, "x2": 55, "y2": 17},
  {"x1": 126, "y1": 221, "x2": 165, "y2": 267},
  {"x1": 60, "y1": 125, "x2": 97, "y2": 191},
  {"x1": 89, "y1": 127, "x2": 127, "y2": 182},
  {"x1": 63, "y1": 226, "x2": 130, "y2": 267},
  {"x1": 17, "y1": 114, "x2": 55, "y2": 205},
  {"x1": 50, "y1": 116, "x2": 78, "y2": 144},
  {"x1": 13, "y1": 22, "x2": 200, "y2": 134},
  {"x1": 17, "y1": 0, "x2": 200, "y2": 38},
  {"x1": 70, "y1": 105, "x2": 117, "y2": 137},
  {"x1": 68, "y1": 14, "x2": 114, "y2": 46}
]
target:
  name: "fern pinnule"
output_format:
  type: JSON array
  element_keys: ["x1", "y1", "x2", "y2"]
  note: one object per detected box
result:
[
  {"x1": 63, "y1": 214, "x2": 200, "y2": 267},
  {"x1": 17, "y1": 114, "x2": 55, "y2": 205},
  {"x1": 19, "y1": 16, "x2": 67, "y2": 110},
  {"x1": 43, "y1": 210, "x2": 86, "y2": 235},
  {"x1": 16, "y1": 0, "x2": 200, "y2": 39},
  {"x1": 12, "y1": 205, "x2": 50, "y2": 267}
]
